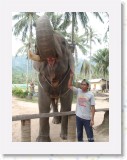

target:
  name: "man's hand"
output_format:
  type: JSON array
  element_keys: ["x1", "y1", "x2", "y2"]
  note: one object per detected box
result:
[
  {"x1": 90, "y1": 106, "x2": 95, "y2": 126},
  {"x1": 90, "y1": 119, "x2": 94, "y2": 126},
  {"x1": 68, "y1": 70, "x2": 74, "y2": 89}
]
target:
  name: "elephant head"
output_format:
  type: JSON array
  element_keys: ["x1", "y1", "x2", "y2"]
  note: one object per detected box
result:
[{"x1": 29, "y1": 15, "x2": 74, "y2": 88}]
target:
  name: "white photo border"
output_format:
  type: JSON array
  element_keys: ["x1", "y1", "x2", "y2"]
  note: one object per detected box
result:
[{"x1": 0, "y1": 0, "x2": 121, "y2": 155}]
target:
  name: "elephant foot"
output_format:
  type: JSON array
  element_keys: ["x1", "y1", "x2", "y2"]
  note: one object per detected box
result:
[
  {"x1": 60, "y1": 133, "x2": 67, "y2": 140},
  {"x1": 52, "y1": 116, "x2": 61, "y2": 124},
  {"x1": 36, "y1": 135, "x2": 51, "y2": 142}
]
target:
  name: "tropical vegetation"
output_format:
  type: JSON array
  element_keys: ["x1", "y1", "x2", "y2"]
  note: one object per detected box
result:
[
  {"x1": 91, "y1": 48, "x2": 109, "y2": 79},
  {"x1": 13, "y1": 12, "x2": 39, "y2": 90},
  {"x1": 12, "y1": 12, "x2": 109, "y2": 91}
]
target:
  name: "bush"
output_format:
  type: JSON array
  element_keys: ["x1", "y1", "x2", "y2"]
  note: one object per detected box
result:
[{"x1": 12, "y1": 87, "x2": 29, "y2": 98}]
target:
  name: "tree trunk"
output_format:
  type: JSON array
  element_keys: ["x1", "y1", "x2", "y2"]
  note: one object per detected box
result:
[
  {"x1": 89, "y1": 37, "x2": 92, "y2": 80},
  {"x1": 71, "y1": 13, "x2": 75, "y2": 46},
  {"x1": 74, "y1": 46, "x2": 78, "y2": 66},
  {"x1": 26, "y1": 51, "x2": 29, "y2": 91},
  {"x1": 26, "y1": 17, "x2": 33, "y2": 91}
]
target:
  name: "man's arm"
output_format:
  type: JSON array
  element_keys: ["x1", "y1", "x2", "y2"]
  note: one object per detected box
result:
[
  {"x1": 68, "y1": 72, "x2": 74, "y2": 90},
  {"x1": 90, "y1": 105, "x2": 95, "y2": 126}
]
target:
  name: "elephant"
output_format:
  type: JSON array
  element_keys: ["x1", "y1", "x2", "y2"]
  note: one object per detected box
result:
[
  {"x1": 29, "y1": 15, "x2": 74, "y2": 142},
  {"x1": 101, "y1": 83, "x2": 109, "y2": 92}
]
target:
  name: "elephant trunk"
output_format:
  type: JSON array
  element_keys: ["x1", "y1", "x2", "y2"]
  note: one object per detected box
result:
[{"x1": 36, "y1": 15, "x2": 57, "y2": 60}]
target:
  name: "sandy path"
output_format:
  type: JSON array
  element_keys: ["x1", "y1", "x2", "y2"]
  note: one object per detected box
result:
[{"x1": 12, "y1": 96, "x2": 109, "y2": 142}]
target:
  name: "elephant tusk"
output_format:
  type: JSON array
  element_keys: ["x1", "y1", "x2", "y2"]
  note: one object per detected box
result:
[{"x1": 28, "y1": 50, "x2": 41, "y2": 61}]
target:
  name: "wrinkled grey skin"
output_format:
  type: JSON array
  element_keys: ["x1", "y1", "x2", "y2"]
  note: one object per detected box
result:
[{"x1": 32, "y1": 15, "x2": 73, "y2": 142}]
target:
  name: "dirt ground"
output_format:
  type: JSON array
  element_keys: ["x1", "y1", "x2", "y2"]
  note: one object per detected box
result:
[{"x1": 12, "y1": 95, "x2": 109, "y2": 142}]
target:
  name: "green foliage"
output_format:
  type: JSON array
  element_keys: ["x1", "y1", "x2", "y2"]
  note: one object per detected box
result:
[
  {"x1": 12, "y1": 55, "x2": 38, "y2": 84},
  {"x1": 91, "y1": 48, "x2": 109, "y2": 79},
  {"x1": 80, "y1": 59, "x2": 90, "y2": 79},
  {"x1": 12, "y1": 70, "x2": 26, "y2": 84},
  {"x1": 12, "y1": 87, "x2": 29, "y2": 98},
  {"x1": 12, "y1": 12, "x2": 39, "y2": 42}
]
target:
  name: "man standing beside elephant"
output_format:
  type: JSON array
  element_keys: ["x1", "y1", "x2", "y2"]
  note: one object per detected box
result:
[{"x1": 68, "y1": 72, "x2": 95, "y2": 142}]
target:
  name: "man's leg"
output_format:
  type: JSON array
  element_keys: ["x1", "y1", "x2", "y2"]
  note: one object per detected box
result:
[
  {"x1": 76, "y1": 116, "x2": 83, "y2": 142},
  {"x1": 83, "y1": 119, "x2": 94, "y2": 142}
]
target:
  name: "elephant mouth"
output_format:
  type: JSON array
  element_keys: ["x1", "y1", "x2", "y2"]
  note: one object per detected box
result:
[{"x1": 47, "y1": 57, "x2": 56, "y2": 67}]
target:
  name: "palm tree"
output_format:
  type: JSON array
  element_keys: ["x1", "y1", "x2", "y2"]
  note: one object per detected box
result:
[
  {"x1": 92, "y1": 48, "x2": 109, "y2": 89},
  {"x1": 63, "y1": 12, "x2": 88, "y2": 47},
  {"x1": 62, "y1": 12, "x2": 103, "y2": 80},
  {"x1": 13, "y1": 12, "x2": 39, "y2": 42},
  {"x1": 45, "y1": 12, "x2": 70, "y2": 36},
  {"x1": 15, "y1": 37, "x2": 36, "y2": 88},
  {"x1": 63, "y1": 12, "x2": 103, "y2": 47},
  {"x1": 85, "y1": 27, "x2": 101, "y2": 79},
  {"x1": 80, "y1": 59, "x2": 90, "y2": 79},
  {"x1": 15, "y1": 37, "x2": 36, "y2": 56},
  {"x1": 66, "y1": 31, "x2": 89, "y2": 65},
  {"x1": 12, "y1": 12, "x2": 39, "y2": 90},
  {"x1": 99, "y1": 12, "x2": 109, "y2": 43}
]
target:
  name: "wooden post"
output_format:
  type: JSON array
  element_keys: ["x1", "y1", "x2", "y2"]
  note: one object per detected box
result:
[
  {"x1": 21, "y1": 119, "x2": 31, "y2": 142},
  {"x1": 68, "y1": 115, "x2": 76, "y2": 141}
]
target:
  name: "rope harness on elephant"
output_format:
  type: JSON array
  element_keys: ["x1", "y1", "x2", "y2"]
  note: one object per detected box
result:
[
  {"x1": 43, "y1": 67, "x2": 70, "y2": 88},
  {"x1": 38, "y1": 67, "x2": 71, "y2": 99}
]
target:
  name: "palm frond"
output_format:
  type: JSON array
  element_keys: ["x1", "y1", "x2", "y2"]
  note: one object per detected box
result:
[
  {"x1": 78, "y1": 12, "x2": 89, "y2": 28},
  {"x1": 91, "y1": 48, "x2": 109, "y2": 78},
  {"x1": 80, "y1": 59, "x2": 90, "y2": 77},
  {"x1": 93, "y1": 12, "x2": 104, "y2": 23}
]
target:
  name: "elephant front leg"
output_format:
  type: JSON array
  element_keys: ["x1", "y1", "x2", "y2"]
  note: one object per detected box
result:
[
  {"x1": 36, "y1": 117, "x2": 51, "y2": 142},
  {"x1": 37, "y1": 85, "x2": 51, "y2": 142},
  {"x1": 60, "y1": 116, "x2": 68, "y2": 140},
  {"x1": 60, "y1": 90, "x2": 73, "y2": 140}
]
